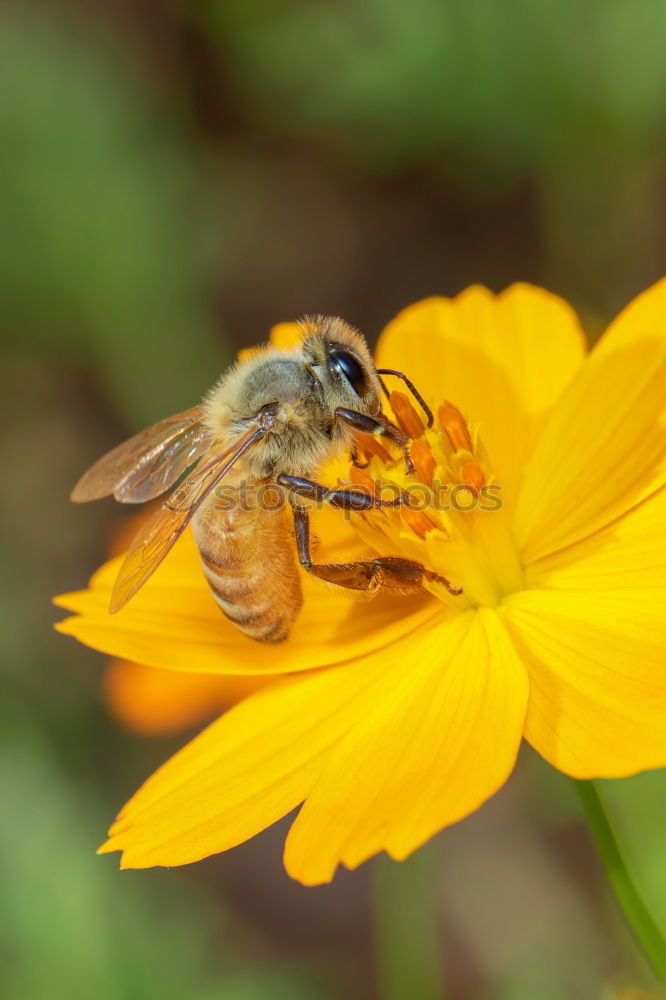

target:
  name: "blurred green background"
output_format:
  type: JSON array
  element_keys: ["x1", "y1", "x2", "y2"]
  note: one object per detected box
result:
[{"x1": 1, "y1": 1, "x2": 665, "y2": 997}]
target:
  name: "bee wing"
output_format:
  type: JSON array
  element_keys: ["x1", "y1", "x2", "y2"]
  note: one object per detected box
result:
[
  {"x1": 72, "y1": 406, "x2": 213, "y2": 504},
  {"x1": 109, "y1": 420, "x2": 265, "y2": 613}
]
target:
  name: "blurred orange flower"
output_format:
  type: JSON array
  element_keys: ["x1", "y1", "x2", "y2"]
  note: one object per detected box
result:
[
  {"x1": 56, "y1": 282, "x2": 666, "y2": 885},
  {"x1": 103, "y1": 659, "x2": 270, "y2": 737},
  {"x1": 102, "y1": 516, "x2": 273, "y2": 737}
]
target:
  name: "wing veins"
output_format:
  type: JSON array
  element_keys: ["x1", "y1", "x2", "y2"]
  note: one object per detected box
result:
[
  {"x1": 109, "y1": 419, "x2": 268, "y2": 613},
  {"x1": 72, "y1": 406, "x2": 212, "y2": 503}
]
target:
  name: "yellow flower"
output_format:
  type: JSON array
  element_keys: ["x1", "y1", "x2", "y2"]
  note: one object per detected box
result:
[{"x1": 55, "y1": 282, "x2": 666, "y2": 886}]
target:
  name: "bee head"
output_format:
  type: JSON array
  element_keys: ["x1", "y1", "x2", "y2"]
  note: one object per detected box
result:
[{"x1": 300, "y1": 316, "x2": 382, "y2": 418}]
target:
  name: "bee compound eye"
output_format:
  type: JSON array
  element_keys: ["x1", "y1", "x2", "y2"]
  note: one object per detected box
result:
[{"x1": 329, "y1": 350, "x2": 366, "y2": 395}]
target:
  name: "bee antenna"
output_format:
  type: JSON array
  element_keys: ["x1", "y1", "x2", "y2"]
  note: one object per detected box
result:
[{"x1": 374, "y1": 369, "x2": 434, "y2": 427}]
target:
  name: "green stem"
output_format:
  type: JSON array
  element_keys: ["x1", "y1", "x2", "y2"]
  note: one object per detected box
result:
[
  {"x1": 574, "y1": 779, "x2": 666, "y2": 983},
  {"x1": 374, "y1": 844, "x2": 445, "y2": 1000}
]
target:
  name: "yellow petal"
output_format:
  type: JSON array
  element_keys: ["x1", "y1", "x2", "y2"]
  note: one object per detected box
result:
[
  {"x1": 100, "y1": 669, "x2": 370, "y2": 868},
  {"x1": 238, "y1": 321, "x2": 303, "y2": 361},
  {"x1": 284, "y1": 609, "x2": 528, "y2": 885},
  {"x1": 267, "y1": 321, "x2": 303, "y2": 348},
  {"x1": 100, "y1": 613, "x2": 452, "y2": 869},
  {"x1": 501, "y1": 589, "x2": 666, "y2": 778},
  {"x1": 515, "y1": 280, "x2": 666, "y2": 564},
  {"x1": 375, "y1": 284, "x2": 586, "y2": 505},
  {"x1": 55, "y1": 525, "x2": 439, "y2": 675},
  {"x1": 526, "y1": 488, "x2": 666, "y2": 591},
  {"x1": 103, "y1": 660, "x2": 272, "y2": 736}
]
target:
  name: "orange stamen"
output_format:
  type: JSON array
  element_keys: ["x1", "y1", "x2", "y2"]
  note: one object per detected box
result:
[
  {"x1": 348, "y1": 467, "x2": 377, "y2": 496},
  {"x1": 438, "y1": 401, "x2": 473, "y2": 453},
  {"x1": 390, "y1": 391, "x2": 425, "y2": 439},
  {"x1": 401, "y1": 506, "x2": 437, "y2": 539},
  {"x1": 462, "y1": 461, "x2": 485, "y2": 490},
  {"x1": 357, "y1": 433, "x2": 391, "y2": 464},
  {"x1": 410, "y1": 439, "x2": 436, "y2": 486}
]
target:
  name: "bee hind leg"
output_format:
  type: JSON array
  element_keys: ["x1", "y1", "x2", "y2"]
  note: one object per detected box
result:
[{"x1": 286, "y1": 497, "x2": 461, "y2": 597}]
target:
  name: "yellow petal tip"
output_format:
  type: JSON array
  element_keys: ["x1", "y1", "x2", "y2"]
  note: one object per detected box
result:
[{"x1": 96, "y1": 839, "x2": 118, "y2": 856}]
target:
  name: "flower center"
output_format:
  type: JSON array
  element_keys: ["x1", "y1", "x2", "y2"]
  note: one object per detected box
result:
[{"x1": 346, "y1": 392, "x2": 524, "y2": 610}]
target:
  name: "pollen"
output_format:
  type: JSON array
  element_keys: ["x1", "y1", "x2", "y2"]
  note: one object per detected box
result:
[{"x1": 390, "y1": 391, "x2": 425, "y2": 439}]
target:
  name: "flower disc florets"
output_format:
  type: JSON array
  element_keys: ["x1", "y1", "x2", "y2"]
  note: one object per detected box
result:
[{"x1": 345, "y1": 391, "x2": 524, "y2": 608}]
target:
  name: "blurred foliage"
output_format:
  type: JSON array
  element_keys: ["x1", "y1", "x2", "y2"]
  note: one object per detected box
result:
[
  {"x1": 205, "y1": 0, "x2": 666, "y2": 310},
  {"x1": 205, "y1": 0, "x2": 666, "y2": 177},
  {"x1": 0, "y1": 9, "x2": 233, "y2": 425},
  {"x1": 0, "y1": 699, "x2": 325, "y2": 1000},
  {"x1": 527, "y1": 751, "x2": 666, "y2": 936},
  {"x1": 1, "y1": 0, "x2": 665, "y2": 997},
  {"x1": 602, "y1": 772, "x2": 666, "y2": 933}
]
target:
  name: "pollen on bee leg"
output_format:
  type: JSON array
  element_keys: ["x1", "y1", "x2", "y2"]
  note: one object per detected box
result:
[
  {"x1": 390, "y1": 391, "x2": 425, "y2": 439},
  {"x1": 438, "y1": 401, "x2": 473, "y2": 452},
  {"x1": 410, "y1": 438, "x2": 436, "y2": 486},
  {"x1": 400, "y1": 506, "x2": 437, "y2": 539}
]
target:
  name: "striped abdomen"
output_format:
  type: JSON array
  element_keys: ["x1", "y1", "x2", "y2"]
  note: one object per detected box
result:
[{"x1": 193, "y1": 491, "x2": 303, "y2": 643}]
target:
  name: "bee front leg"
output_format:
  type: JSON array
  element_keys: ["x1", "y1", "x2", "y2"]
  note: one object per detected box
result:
[
  {"x1": 286, "y1": 497, "x2": 462, "y2": 597},
  {"x1": 334, "y1": 407, "x2": 414, "y2": 474}
]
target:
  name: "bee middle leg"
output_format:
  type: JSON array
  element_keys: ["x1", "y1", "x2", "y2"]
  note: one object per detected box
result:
[
  {"x1": 286, "y1": 497, "x2": 462, "y2": 596},
  {"x1": 276, "y1": 473, "x2": 406, "y2": 512}
]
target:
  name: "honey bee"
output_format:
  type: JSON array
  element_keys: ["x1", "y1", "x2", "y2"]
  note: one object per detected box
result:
[{"x1": 73, "y1": 317, "x2": 459, "y2": 643}]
